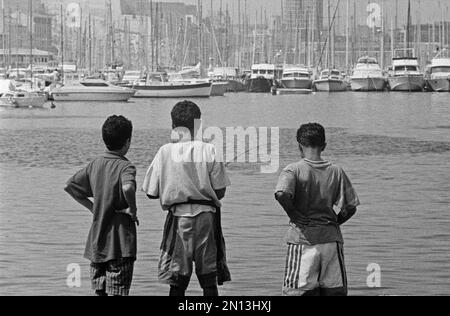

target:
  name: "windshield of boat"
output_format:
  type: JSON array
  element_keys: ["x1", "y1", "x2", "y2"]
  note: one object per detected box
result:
[
  {"x1": 431, "y1": 66, "x2": 450, "y2": 73},
  {"x1": 252, "y1": 69, "x2": 274, "y2": 75},
  {"x1": 394, "y1": 66, "x2": 418, "y2": 71},
  {"x1": 125, "y1": 71, "x2": 141, "y2": 76},
  {"x1": 81, "y1": 82, "x2": 109, "y2": 87},
  {"x1": 284, "y1": 72, "x2": 309, "y2": 78},
  {"x1": 331, "y1": 71, "x2": 341, "y2": 76}
]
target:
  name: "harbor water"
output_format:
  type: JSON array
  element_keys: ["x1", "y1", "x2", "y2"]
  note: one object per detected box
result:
[{"x1": 0, "y1": 92, "x2": 449, "y2": 296}]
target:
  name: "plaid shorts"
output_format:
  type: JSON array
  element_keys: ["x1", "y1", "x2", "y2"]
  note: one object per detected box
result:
[{"x1": 90, "y1": 258, "x2": 135, "y2": 296}]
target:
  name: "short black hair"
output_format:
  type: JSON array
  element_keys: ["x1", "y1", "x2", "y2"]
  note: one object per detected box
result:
[
  {"x1": 171, "y1": 100, "x2": 201, "y2": 131},
  {"x1": 102, "y1": 115, "x2": 133, "y2": 151},
  {"x1": 297, "y1": 123, "x2": 326, "y2": 148}
]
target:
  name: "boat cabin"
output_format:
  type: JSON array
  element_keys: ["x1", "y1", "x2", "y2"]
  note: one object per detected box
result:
[
  {"x1": 250, "y1": 64, "x2": 276, "y2": 79},
  {"x1": 320, "y1": 69, "x2": 342, "y2": 80},
  {"x1": 282, "y1": 66, "x2": 311, "y2": 79}
]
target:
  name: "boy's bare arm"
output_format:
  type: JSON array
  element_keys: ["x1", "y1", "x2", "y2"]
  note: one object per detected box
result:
[
  {"x1": 275, "y1": 191, "x2": 309, "y2": 227},
  {"x1": 337, "y1": 206, "x2": 357, "y2": 225},
  {"x1": 64, "y1": 185, "x2": 94, "y2": 214},
  {"x1": 120, "y1": 183, "x2": 139, "y2": 225}
]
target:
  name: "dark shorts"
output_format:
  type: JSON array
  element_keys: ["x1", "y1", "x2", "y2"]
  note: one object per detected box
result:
[{"x1": 90, "y1": 258, "x2": 135, "y2": 296}]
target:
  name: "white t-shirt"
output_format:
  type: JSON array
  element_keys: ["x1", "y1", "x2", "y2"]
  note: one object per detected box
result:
[{"x1": 142, "y1": 140, "x2": 231, "y2": 217}]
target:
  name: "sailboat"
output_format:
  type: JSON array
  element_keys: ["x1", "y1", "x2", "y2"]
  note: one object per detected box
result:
[
  {"x1": 0, "y1": 0, "x2": 47, "y2": 108},
  {"x1": 313, "y1": 0, "x2": 347, "y2": 92}
]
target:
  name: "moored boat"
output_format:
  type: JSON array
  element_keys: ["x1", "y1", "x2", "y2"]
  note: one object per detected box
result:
[
  {"x1": 313, "y1": 69, "x2": 348, "y2": 92},
  {"x1": 209, "y1": 67, "x2": 246, "y2": 92},
  {"x1": 427, "y1": 48, "x2": 450, "y2": 92},
  {"x1": 50, "y1": 79, "x2": 136, "y2": 101},
  {"x1": 280, "y1": 65, "x2": 313, "y2": 90},
  {"x1": 0, "y1": 79, "x2": 47, "y2": 108},
  {"x1": 246, "y1": 64, "x2": 276, "y2": 93},
  {"x1": 350, "y1": 57, "x2": 387, "y2": 91},
  {"x1": 210, "y1": 81, "x2": 228, "y2": 96},
  {"x1": 131, "y1": 73, "x2": 212, "y2": 98},
  {"x1": 387, "y1": 49, "x2": 425, "y2": 92}
]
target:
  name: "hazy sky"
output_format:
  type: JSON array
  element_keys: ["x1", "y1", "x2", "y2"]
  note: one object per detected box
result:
[
  {"x1": 155, "y1": 0, "x2": 449, "y2": 25},
  {"x1": 59, "y1": 0, "x2": 448, "y2": 26}
]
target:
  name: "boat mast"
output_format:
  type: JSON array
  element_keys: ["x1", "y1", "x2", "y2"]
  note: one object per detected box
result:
[
  {"x1": 238, "y1": 0, "x2": 241, "y2": 70},
  {"x1": 345, "y1": 0, "x2": 350, "y2": 72},
  {"x1": 29, "y1": 0, "x2": 33, "y2": 89},
  {"x1": 150, "y1": 0, "x2": 154, "y2": 72},
  {"x1": 210, "y1": 0, "x2": 214, "y2": 67},
  {"x1": 406, "y1": 0, "x2": 411, "y2": 51},
  {"x1": 380, "y1": 0, "x2": 385, "y2": 69},
  {"x1": 60, "y1": 4, "x2": 64, "y2": 83},
  {"x1": 2, "y1": 0, "x2": 6, "y2": 76},
  {"x1": 198, "y1": 0, "x2": 203, "y2": 67},
  {"x1": 391, "y1": 13, "x2": 394, "y2": 61},
  {"x1": 109, "y1": 0, "x2": 115, "y2": 65},
  {"x1": 88, "y1": 14, "x2": 92, "y2": 74},
  {"x1": 327, "y1": 0, "x2": 331, "y2": 69}
]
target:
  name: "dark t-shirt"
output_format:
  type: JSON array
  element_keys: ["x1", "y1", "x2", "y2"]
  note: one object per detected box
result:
[
  {"x1": 66, "y1": 151, "x2": 137, "y2": 263},
  {"x1": 276, "y1": 159, "x2": 360, "y2": 245}
]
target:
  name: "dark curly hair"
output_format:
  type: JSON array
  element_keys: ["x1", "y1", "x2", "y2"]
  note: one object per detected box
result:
[
  {"x1": 297, "y1": 123, "x2": 326, "y2": 148},
  {"x1": 171, "y1": 100, "x2": 202, "y2": 131},
  {"x1": 102, "y1": 115, "x2": 133, "y2": 151}
]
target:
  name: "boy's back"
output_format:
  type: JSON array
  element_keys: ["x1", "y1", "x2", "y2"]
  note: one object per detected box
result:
[
  {"x1": 143, "y1": 140, "x2": 229, "y2": 211},
  {"x1": 277, "y1": 159, "x2": 359, "y2": 245},
  {"x1": 275, "y1": 123, "x2": 359, "y2": 296},
  {"x1": 65, "y1": 115, "x2": 138, "y2": 296},
  {"x1": 68, "y1": 152, "x2": 137, "y2": 262}
]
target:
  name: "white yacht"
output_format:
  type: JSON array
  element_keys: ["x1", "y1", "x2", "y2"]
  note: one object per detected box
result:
[
  {"x1": 313, "y1": 69, "x2": 348, "y2": 92},
  {"x1": 427, "y1": 48, "x2": 450, "y2": 92},
  {"x1": 131, "y1": 72, "x2": 212, "y2": 98},
  {"x1": 387, "y1": 49, "x2": 425, "y2": 92},
  {"x1": 50, "y1": 79, "x2": 136, "y2": 102},
  {"x1": 350, "y1": 57, "x2": 387, "y2": 91},
  {"x1": 280, "y1": 65, "x2": 313, "y2": 90}
]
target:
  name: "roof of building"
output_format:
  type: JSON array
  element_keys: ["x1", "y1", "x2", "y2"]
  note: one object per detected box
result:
[{"x1": 0, "y1": 48, "x2": 54, "y2": 56}]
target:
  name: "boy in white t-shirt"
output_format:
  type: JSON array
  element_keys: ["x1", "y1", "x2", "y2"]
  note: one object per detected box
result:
[{"x1": 143, "y1": 100, "x2": 231, "y2": 296}]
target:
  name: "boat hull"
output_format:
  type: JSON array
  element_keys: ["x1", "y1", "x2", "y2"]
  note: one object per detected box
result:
[
  {"x1": 211, "y1": 82, "x2": 228, "y2": 96},
  {"x1": 427, "y1": 78, "x2": 450, "y2": 92},
  {"x1": 351, "y1": 77, "x2": 386, "y2": 91},
  {"x1": 313, "y1": 79, "x2": 348, "y2": 92},
  {"x1": 0, "y1": 95, "x2": 47, "y2": 108},
  {"x1": 133, "y1": 82, "x2": 212, "y2": 98},
  {"x1": 226, "y1": 79, "x2": 246, "y2": 92},
  {"x1": 246, "y1": 78, "x2": 274, "y2": 93},
  {"x1": 276, "y1": 88, "x2": 312, "y2": 95},
  {"x1": 51, "y1": 91, "x2": 136, "y2": 101},
  {"x1": 388, "y1": 75, "x2": 425, "y2": 91},
  {"x1": 281, "y1": 78, "x2": 312, "y2": 90}
]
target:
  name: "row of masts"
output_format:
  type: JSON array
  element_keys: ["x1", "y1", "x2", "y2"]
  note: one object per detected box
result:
[
  {"x1": 1, "y1": 0, "x2": 449, "y2": 76},
  {"x1": 52, "y1": 0, "x2": 450, "y2": 73}
]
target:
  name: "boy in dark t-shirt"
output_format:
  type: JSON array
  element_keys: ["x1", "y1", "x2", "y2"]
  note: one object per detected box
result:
[
  {"x1": 65, "y1": 115, "x2": 139, "y2": 296},
  {"x1": 275, "y1": 123, "x2": 360, "y2": 296}
]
